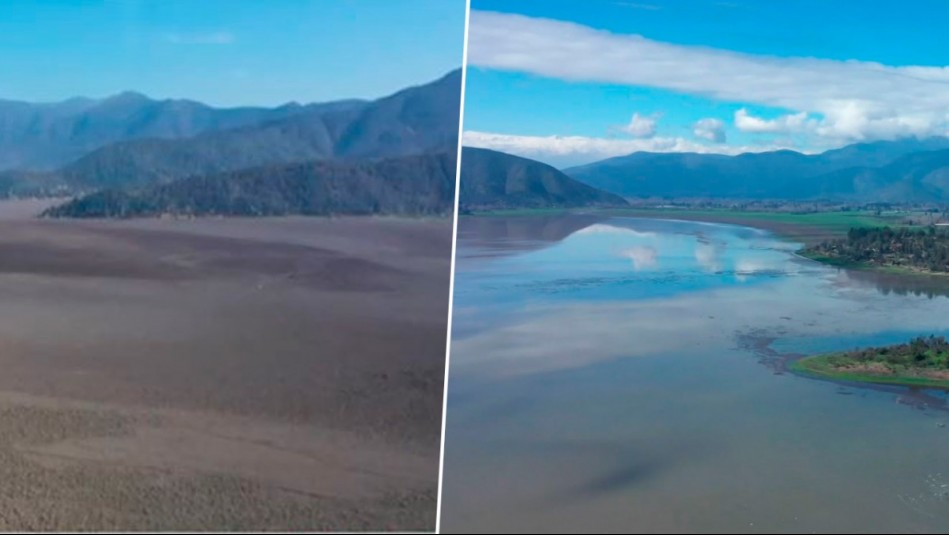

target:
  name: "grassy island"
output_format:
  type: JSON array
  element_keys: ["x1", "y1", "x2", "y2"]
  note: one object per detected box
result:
[{"x1": 791, "y1": 335, "x2": 949, "y2": 389}]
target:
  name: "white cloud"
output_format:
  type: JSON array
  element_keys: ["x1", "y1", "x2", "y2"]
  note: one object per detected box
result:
[
  {"x1": 694, "y1": 242, "x2": 723, "y2": 272},
  {"x1": 621, "y1": 246, "x2": 659, "y2": 271},
  {"x1": 576, "y1": 224, "x2": 656, "y2": 237},
  {"x1": 733, "y1": 258, "x2": 782, "y2": 282},
  {"x1": 618, "y1": 112, "x2": 658, "y2": 138},
  {"x1": 468, "y1": 10, "x2": 949, "y2": 143},
  {"x1": 735, "y1": 108, "x2": 814, "y2": 134},
  {"x1": 164, "y1": 31, "x2": 235, "y2": 45},
  {"x1": 693, "y1": 118, "x2": 726, "y2": 142},
  {"x1": 463, "y1": 130, "x2": 798, "y2": 167}
]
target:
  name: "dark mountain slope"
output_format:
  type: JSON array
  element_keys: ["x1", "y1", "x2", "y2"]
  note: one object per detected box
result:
[
  {"x1": 45, "y1": 152, "x2": 457, "y2": 218},
  {"x1": 460, "y1": 147, "x2": 628, "y2": 210},
  {"x1": 335, "y1": 69, "x2": 462, "y2": 158}
]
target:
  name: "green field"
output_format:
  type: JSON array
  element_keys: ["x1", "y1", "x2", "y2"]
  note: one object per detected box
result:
[
  {"x1": 471, "y1": 207, "x2": 902, "y2": 226},
  {"x1": 466, "y1": 207, "x2": 572, "y2": 217},
  {"x1": 601, "y1": 208, "x2": 904, "y2": 234}
]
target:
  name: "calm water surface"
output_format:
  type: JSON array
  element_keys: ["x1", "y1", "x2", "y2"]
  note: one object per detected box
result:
[{"x1": 442, "y1": 215, "x2": 949, "y2": 533}]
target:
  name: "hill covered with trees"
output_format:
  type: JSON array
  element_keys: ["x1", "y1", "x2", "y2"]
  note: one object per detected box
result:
[
  {"x1": 459, "y1": 147, "x2": 628, "y2": 211},
  {"x1": 45, "y1": 152, "x2": 457, "y2": 218},
  {"x1": 803, "y1": 226, "x2": 949, "y2": 273}
]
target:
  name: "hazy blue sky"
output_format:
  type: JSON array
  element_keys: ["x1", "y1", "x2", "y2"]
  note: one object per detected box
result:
[
  {"x1": 0, "y1": 0, "x2": 466, "y2": 106},
  {"x1": 463, "y1": 0, "x2": 949, "y2": 167}
]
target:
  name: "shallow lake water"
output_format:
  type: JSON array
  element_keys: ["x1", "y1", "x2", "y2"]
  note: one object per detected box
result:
[{"x1": 441, "y1": 215, "x2": 949, "y2": 533}]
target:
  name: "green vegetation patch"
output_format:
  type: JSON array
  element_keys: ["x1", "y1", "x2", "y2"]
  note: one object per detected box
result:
[
  {"x1": 804, "y1": 226, "x2": 949, "y2": 274},
  {"x1": 605, "y1": 208, "x2": 902, "y2": 231},
  {"x1": 466, "y1": 207, "x2": 903, "y2": 227},
  {"x1": 791, "y1": 336, "x2": 949, "y2": 389}
]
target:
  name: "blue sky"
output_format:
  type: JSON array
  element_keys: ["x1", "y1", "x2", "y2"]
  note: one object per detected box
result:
[
  {"x1": 463, "y1": 0, "x2": 949, "y2": 167},
  {"x1": 0, "y1": 0, "x2": 466, "y2": 106}
]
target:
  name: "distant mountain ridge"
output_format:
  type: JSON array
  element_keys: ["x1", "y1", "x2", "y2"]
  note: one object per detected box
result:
[
  {"x1": 49, "y1": 70, "x2": 460, "y2": 191},
  {"x1": 814, "y1": 148, "x2": 949, "y2": 202},
  {"x1": 566, "y1": 137, "x2": 949, "y2": 203},
  {"x1": 54, "y1": 105, "x2": 364, "y2": 190},
  {"x1": 0, "y1": 69, "x2": 462, "y2": 197},
  {"x1": 0, "y1": 92, "x2": 365, "y2": 170},
  {"x1": 26, "y1": 70, "x2": 463, "y2": 219},
  {"x1": 459, "y1": 147, "x2": 628, "y2": 211}
]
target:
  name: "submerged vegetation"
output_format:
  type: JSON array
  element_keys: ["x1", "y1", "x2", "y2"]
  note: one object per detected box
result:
[
  {"x1": 792, "y1": 335, "x2": 949, "y2": 389},
  {"x1": 803, "y1": 226, "x2": 949, "y2": 273}
]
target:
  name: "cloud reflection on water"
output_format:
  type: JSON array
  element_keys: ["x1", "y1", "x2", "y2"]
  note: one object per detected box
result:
[{"x1": 452, "y1": 216, "x2": 949, "y2": 378}]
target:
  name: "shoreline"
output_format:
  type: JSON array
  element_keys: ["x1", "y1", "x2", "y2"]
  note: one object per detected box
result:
[
  {"x1": 466, "y1": 207, "x2": 949, "y2": 277},
  {"x1": 795, "y1": 249, "x2": 949, "y2": 277},
  {"x1": 465, "y1": 207, "x2": 899, "y2": 246}
]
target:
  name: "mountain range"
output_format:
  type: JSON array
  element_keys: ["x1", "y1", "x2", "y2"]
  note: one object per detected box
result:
[
  {"x1": 566, "y1": 137, "x2": 949, "y2": 203},
  {"x1": 0, "y1": 91, "x2": 363, "y2": 171},
  {"x1": 22, "y1": 70, "x2": 949, "y2": 217},
  {"x1": 56, "y1": 70, "x2": 461, "y2": 191},
  {"x1": 0, "y1": 69, "x2": 461, "y2": 217}
]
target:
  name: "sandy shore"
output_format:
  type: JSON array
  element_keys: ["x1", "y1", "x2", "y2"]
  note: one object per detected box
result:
[{"x1": 0, "y1": 201, "x2": 451, "y2": 530}]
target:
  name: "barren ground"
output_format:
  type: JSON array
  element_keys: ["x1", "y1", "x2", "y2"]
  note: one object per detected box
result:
[{"x1": 0, "y1": 200, "x2": 451, "y2": 531}]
